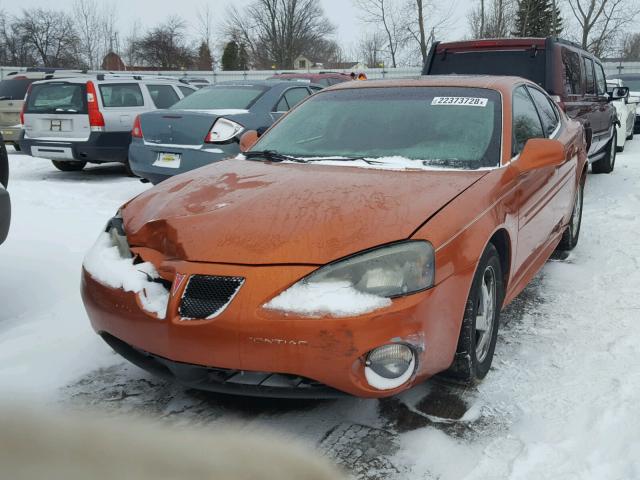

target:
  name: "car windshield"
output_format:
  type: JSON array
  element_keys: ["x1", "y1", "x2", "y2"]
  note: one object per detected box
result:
[
  {"x1": 25, "y1": 82, "x2": 87, "y2": 114},
  {"x1": 0, "y1": 78, "x2": 33, "y2": 100},
  {"x1": 252, "y1": 86, "x2": 502, "y2": 169},
  {"x1": 170, "y1": 85, "x2": 267, "y2": 110}
]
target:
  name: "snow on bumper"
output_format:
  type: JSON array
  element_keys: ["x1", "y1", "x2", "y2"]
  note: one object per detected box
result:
[{"x1": 82, "y1": 232, "x2": 169, "y2": 319}]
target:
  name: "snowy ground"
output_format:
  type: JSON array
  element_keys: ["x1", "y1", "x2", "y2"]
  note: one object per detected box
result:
[{"x1": 1, "y1": 145, "x2": 639, "y2": 479}]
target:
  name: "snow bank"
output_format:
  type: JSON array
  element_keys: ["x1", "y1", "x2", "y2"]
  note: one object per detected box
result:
[
  {"x1": 83, "y1": 232, "x2": 169, "y2": 319},
  {"x1": 264, "y1": 280, "x2": 391, "y2": 317}
]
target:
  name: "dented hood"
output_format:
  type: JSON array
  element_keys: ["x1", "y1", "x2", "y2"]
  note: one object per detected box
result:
[{"x1": 123, "y1": 159, "x2": 488, "y2": 265}]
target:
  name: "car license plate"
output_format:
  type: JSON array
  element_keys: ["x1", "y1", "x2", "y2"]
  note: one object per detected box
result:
[{"x1": 153, "y1": 152, "x2": 182, "y2": 169}]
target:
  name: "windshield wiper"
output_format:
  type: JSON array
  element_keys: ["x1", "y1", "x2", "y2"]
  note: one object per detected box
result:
[
  {"x1": 302, "y1": 157, "x2": 386, "y2": 165},
  {"x1": 244, "y1": 150, "x2": 307, "y2": 163}
]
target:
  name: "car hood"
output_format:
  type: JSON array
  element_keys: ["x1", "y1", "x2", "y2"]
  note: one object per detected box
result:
[{"x1": 123, "y1": 159, "x2": 488, "y2": 265}]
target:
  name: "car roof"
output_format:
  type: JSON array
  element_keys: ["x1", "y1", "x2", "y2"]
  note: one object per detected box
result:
[
  {"x1": 326, "y1": 75, "x2": 535, "y2": 95},
  {"x1": 215, "y1": 79, "x2": 314, "y2": 87},
  {"x1": 30, "y1": 76, "x2": 187, "y2": 86}
]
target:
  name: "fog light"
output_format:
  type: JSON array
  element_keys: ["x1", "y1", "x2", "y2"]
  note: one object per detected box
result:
[{"x1": 365, "y1": 344, "x2": 415, "y2": 390}]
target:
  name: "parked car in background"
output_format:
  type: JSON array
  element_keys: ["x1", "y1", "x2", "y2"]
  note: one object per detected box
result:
[
  {"x1": 607, "y1": 78, "x2": 638, "y2": 151},
  {"x1": 181, "y1": 77, "x2": 210, "y2": 89},
  {"x1": 268, "y1": 71, "x2": 365, "y2": 86},
  {"x1": 424, "y1": 37, "x2": 624, "y2": 173},
  {"x1": 615, "y1": 74, "x2": 640, "y2": 133},
  {"x1": 0, "y1": 69, "x2": 84, "y2": 150},
  {"x1": 0, "y1": 134, "x2": 10, "y2": 245},
  {"x1": 129, "y1": 80, "x2": 321, "y2": 184},
  {"x1": 82, "y1": 76, "x2": 588, "y2": 398},
  {"x1": 19, "y1": 74, "x2": 195, "y2": 173}
]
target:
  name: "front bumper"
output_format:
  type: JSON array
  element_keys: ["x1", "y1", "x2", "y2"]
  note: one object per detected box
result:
[
  {"x1": 0, "y1": 185, "x2": 10, "y2": 245},
  {"x1": 81, "y1": 256, "x2": 470, "y2": 398},
  {"x1": 128, "y1": 139, "x2": 239, "y2": 184},
  {"x1": 19, "y1": 132, "x2": 130, "y2": 163}
]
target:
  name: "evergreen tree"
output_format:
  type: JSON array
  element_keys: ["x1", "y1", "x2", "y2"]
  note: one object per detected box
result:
[
  {"x1": 196, "y1": 41, "x2": 213, "y2": 70},
  {"x1": 513, "y1": 0, "x2": 562, "y2": 37},
  {"x1": 221, "y1": 41, "x2": 240, "y2": 71}
]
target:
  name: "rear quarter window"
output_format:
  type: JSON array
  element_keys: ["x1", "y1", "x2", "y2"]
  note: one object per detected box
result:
[
  {"x1": 583, "y1": 57, "x2": 596, "y2": 95},
  {"x1": 178, "y1": 86, "x2": 195, "y2": 97},
  {"x1": 99, "y1": 83, "x2": 144, "y2": 107},
  {"x1": 147, "y1": 84, "x2": 180, "y2": 109}
]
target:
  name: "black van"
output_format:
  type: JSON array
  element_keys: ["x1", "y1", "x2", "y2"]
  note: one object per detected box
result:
[{"x1": 423, "y1": 37, "x2": 625, "y2": 173}]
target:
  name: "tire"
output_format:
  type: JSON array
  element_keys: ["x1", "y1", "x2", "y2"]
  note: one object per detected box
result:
[
  {"x1": 592, "y1": 128, "x2": 617, "y2": 174},
  {"x1": 51, "y1": 160, "x2": 86, "y2": 172},
  {"x1": 626, "y1": 130, "x2": 634, "y2": 141},
  {"x1": 444, "y1": 243, "x2": 504, "y2": 384},
  {"x1": 617, "y1": 144, "x2": 624, "y2": 153},
  {"x1": 12, "y1": 142, "x2": 20, "y2": 152},
  {"x1": 123, "y1": 158, "x2": 137, "y2": 177},
  {"x1": 557, "y1": 178, "x2": 584, "y2": 251},
  {"x1": 0, "y1": 141, "x2": 8, "y2": 188}
]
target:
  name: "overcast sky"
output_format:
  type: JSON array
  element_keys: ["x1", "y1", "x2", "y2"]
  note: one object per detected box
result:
[{"x1": 0, "y1": 0, "x2": 474, "y2": 54}]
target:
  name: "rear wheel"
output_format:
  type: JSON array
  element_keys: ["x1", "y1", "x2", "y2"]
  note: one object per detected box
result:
[
  {"x1": 0, "y1": 141, "x2": 8, "y2": 188},
  {"x1": 557, "y1": 179, "x2": 584, "y2": 251},
  {"x1": 123, "y1": 158, "x2": 136, "y2": 177},
  {"x1": 445, "y1": 243, "x2": 503, "y2": 384},
  {"x1": 51, "y1": 160, "x2": 86, "y2": 172},
  {"x1": 592, "y1": 128, "x2": 617, "y2": 174}
]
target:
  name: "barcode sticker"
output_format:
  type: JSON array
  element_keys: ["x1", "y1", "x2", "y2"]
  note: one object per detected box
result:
[{"x1": 431, "y1": 97, "x2": 488, "y2": 107}]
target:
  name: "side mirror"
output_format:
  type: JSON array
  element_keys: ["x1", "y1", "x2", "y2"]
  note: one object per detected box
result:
[
  {"x1": 239, "y1": 130, "x2": 259, "y2": 153},
  {"x1": 610, "y1": 86, "x2": 629, "y2": 101},
  {"x1": 515, "y1": 138, "x2": 565, "y2": 174}
]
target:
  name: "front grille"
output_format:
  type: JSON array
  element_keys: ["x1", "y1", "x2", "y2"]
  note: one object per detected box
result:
[{"x1": 179, "y1": 275, "x2": 244, "y2": 319}]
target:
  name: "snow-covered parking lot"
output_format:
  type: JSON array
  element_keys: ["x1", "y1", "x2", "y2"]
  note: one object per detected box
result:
[{"x1": 1, "y1": 144, "x2": 639, "y2": 479}]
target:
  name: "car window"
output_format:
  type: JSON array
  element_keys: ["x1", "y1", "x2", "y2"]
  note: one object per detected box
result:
[
  {"x1": 0, "y1": 78, "x2": 34, "y2": 100},
  {"x1": 178, "y1": 86, "x2": 195, "y2": 97},
  {"x1": 284, "y1": 88, "x2": 310, "y2": 109},
  {"x1": 171, "y1": 85, "x2": 267, "y2": 110},
  {"x1": 512, "y1": 86, "x2": 544, "y2": 155},
  {"x1": 595, "y1": 63, "x2": 607, "y2": 96},
  {"x1": 275, "y1": 96, "x2": 289, "y2": 112},
  {"x1": 328, "y1": 78, "x2": 346, "y2": 85},
  {"x1": 583, "y1": 57, "x2": 596, "y2": 95},
  {"x1": 527, "y1": 86, "x2": 559, "y2": 137},
  {"x1": 254, "y1": 86, "x2": 503, "y2": 169},
  {"x1": 147, "y1": 84, "x2": 180, "y2": 108},
  {"x1": 562, "y1": 49, "x2": 581, "y2": 95},
  {"x1": 317, "y1": 79, "x2": 331, "y2": 86},
  {"x1": 99, "y1": 83, "x2": 144, "y2": 107},
  {"x1": 24, "y1": 82, "x2": 87, "y2": 114}
]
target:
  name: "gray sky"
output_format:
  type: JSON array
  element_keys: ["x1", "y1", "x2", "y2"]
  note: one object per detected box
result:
[{"x1": 1, "y1": 0, "x2": 474, "y2": 55}]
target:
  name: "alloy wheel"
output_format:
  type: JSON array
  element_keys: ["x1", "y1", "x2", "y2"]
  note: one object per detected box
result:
[{"x1": 475, "y1": 265, "x2": 497, "y2": 363}]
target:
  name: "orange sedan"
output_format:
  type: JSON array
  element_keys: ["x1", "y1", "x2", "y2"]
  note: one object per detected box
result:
[{"x1": 81, "y1": 77, "x2": 588, "y2": 398}]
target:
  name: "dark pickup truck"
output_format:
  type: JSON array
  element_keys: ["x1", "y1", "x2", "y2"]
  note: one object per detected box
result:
[{"x1": 423, "y1": 37, "x2": 626, "y2": 173}]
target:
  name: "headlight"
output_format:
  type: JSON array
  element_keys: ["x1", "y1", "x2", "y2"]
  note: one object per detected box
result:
[
  {"x1": 304, "y1": 241, "x2": 434, "y2": 298},
  {"x1": 205, "y1": 118, "x2": 244, "y2": 143},
  {"x1": 105, "y1": 211, "x2": 131, "y2": 259}
]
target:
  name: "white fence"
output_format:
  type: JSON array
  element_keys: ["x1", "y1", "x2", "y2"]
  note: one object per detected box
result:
[{"x1": 2, "y1": 62, "x2": 639, "y2": 82}]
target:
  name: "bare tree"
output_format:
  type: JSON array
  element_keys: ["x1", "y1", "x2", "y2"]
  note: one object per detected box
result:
[
  {"x1": 122, "y1": 19, "x2": 142, "y2": 68},
  {"x1": 404, "y1": 0, "x2": 456, "y2": 65},
  {"x1": 15, "y1": 8, "x2": 79, "y2": 67},
  {"x1": 73, "y1": 0, "x2": 101, "y2": 69},
  {"x1": 225, "y1": 0, "x2": 336, "y2": 69},
  {"x1": 135, "y1": 16, "x2": 195, "y2": 69},
  {"x1": 354, "y1": 0, "x2": 407, "y2": 68},
  {"x1": 358, "y1": 31, "x2": 386, "y2": 67},
  {"x1": 567, "y1": 0, "x2": 640, "y2": 56},
  {"x1": 196, "y1": 3, "x2": 214, "y2": 49},
  {"x1": 622, "y1": 32, "x2": 640, "y2": 60},
  {"x1": 468, "y1": 0, "x2": 514, "y2": 38}
]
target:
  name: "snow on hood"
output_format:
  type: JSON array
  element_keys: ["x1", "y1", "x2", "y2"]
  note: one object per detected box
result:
[
  {"x1": 83, "y1": 233, "x2": 169, "y2": 319},
  {"x1": 122, "y1": 158, "x2": 489, "y2": 265},
  {"x1": 264, "y1": 281, "x2": 391, "y2": 317}
]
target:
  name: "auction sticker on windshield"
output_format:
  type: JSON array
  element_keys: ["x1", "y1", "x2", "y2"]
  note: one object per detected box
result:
[{"x1": 431, "y1": 97, "x2": 488, "y2": 107}]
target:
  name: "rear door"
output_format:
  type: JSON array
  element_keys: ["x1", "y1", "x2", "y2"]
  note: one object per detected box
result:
[
  {"x1": 582, "y1": 55, "x2": 605, "y2": 153},
  {"x1": 594, "y1": 61, "x2": 614, "y2": 144},
  {"x1": 23, "y1": 81, "x2": 91, "y2": 141},
  {"x1": 98, "y1": 82, "x2": 145, "y2": 132}
]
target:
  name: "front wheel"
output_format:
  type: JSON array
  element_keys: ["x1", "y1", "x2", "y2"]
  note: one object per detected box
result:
[
  {"x1": 445, "y1": 243, "x2": 504, "y2": 384},
  {"x1": 557, "y1": 179, "x2": 584, "y2": 251},
  {"x1": 592, "y1": 128, "x2": 616, "y2": 174},
  {"x1": 51, "y1": 160, "x2": 86, "y2": 172}
]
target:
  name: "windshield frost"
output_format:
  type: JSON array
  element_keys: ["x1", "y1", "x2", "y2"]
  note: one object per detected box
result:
[{"x1": 252, "y1": 87, "x2": 502, "y2": 169}]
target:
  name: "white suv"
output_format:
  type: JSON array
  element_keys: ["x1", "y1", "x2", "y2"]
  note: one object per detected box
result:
[{"x1": 19, "y1": 74, "x2": 196, "y2": 172}]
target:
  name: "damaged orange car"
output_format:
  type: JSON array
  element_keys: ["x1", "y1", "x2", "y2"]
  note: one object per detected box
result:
[{"x1": 81, "y1": 77, "x2": 588, "y2": 398}]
